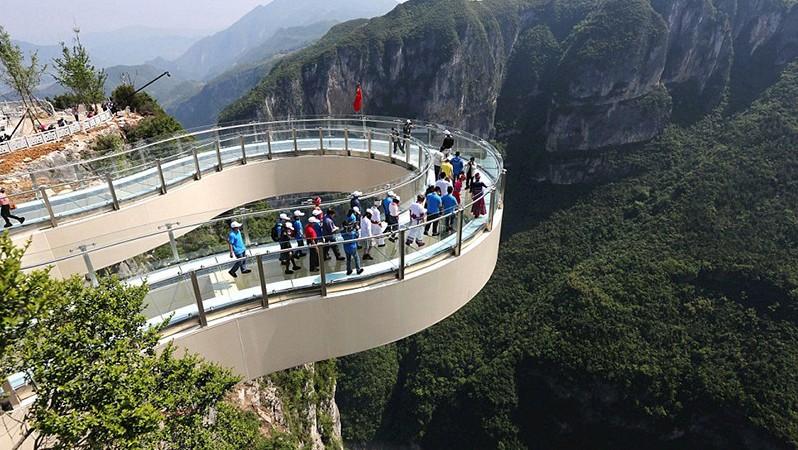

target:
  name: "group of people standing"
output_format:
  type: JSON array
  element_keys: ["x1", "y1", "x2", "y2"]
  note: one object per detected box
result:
[{"x1": 227, "y1": 125, "x2": 490, "y2": 279}]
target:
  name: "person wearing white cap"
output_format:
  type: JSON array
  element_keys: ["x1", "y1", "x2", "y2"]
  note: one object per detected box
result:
[
  {"x1": 311, "y1": 209, "x2": 324, "y2": 237},
  {"x1": 279, "y1": 221, "x2": 301, "y2": 275},
  {"x1": 305, "y1": 216, "x2": 321, "y2": 272},
  {"x1": 382, "y1": 190, "x2": 395, "y2": 218},
  {"x1": 228, "y1": 221, "x2": 251, "y2": 278},
  {"x1": 402, "y1": 119, "x2": 413, "y2": 152},
  {"x1": 370, "y1": 200, "x2": 385, "y2": 248},
  {"x1": 388, "y1": 196, "x2": 401, "y2": 241},
  {"x1": 292, "y1": 210, "x2": 306, "y2": 258},
  {"x1": 360, "y1": 209, "x2": 374, "y2": 260},
  {"x1": 440, "y1": 129, "x2": 454, "y2": 156}
]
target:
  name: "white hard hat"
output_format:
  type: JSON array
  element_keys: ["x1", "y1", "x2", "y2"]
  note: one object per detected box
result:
[
  {"x1": 394, "y1": 195, "x2": 400, "y2": 201},
  {"x1": 230, "y1": 221, "x2": 242, "y2": 228},
  {"x1": 285, "y1": 222, "x2": 294, "y2": 230},
  {"x1": 352, "y1": 190, "x2": 362, "y2": 197},
  {"x1": 387, "y1": 190, "x2": 396, "y2": 197},
  {"x1": 444, "y1": 130, "x2": 451, "y2": 135},
  {"x1": 312, "y1": 209, "x2": 323, "y2": 216},
  {"x1": 406, "y1": 119, "x2": 411, "y2": 123},
  {"x1": 279, "y1": 213, "x2": 289, "y2": 220},
  {"x1": 353, "y1": 206, "x2": 360, "y2": 214},
  {"x1": 308, "y1": 216, "x2": 320, "y2": 223},
  {"x1": 293, "y1": 210, "x2": 305, "y2": 217}
]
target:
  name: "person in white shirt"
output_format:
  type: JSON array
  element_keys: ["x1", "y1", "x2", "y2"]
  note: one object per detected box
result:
[
  {"x1": 431, "y1": 149, "x2": 444, "y2": 180},
  {"x1": 369, "y1": 201, "x2": 385, "y2": 247},
  {"x1": 388, "y1": 196, "x2": 401, "y2": 242},
  {"x1": 435, "y1": 172, "x2": 452, "y2": 196},
  {"x1": 406, "y1": 195, "x2": 426, "y2": 247},
  {"x1": 360, "y1": 210, "x2": 374, "y2": 260}
]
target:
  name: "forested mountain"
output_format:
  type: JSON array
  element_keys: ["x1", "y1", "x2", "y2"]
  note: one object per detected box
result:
[
  {"x1": 212, "y1": 0, "x2": 798, "y2": 447},
  {"x1": 163, "y1": 0, "x2": 399, "y2": 81}
]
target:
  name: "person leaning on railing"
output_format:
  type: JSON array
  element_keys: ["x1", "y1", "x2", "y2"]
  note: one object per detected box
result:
[{"x1": 0, "y1": 187, "x2": 24, "y2": 228}]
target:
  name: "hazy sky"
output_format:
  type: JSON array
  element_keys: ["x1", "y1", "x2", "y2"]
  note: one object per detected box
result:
[{"x1": 1, "y1": 0, "x2": 273, "y2": 44}]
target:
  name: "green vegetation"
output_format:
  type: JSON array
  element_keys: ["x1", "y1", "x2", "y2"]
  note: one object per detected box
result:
[
  {"x1": 0, "y1": 233, "x2": 281, "y2": 449},
  {"x1": 336, "y1": 61, "x2": 798, "y2": 447},
  {"x1": 0, "y1": 26, "x2": 46, "y2": 131},
  {"x1": 52, "y1": 31, "x2": 107, "y2": 107}
]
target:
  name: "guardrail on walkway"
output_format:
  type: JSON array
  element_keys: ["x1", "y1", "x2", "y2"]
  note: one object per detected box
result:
[{"x1": 0, "y1": 110, "x2": 113, "y2": 155}]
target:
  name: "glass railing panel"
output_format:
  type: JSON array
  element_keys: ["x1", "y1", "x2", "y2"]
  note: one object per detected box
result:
[
  {"x1": 111, "y1": 168, "x2": 163, "y2": 202},
  {"x1": 142, "y1": 273, "x2": 199, "y2": 327}
]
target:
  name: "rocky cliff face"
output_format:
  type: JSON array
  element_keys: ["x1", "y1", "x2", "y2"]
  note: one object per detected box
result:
[
  {"x1": 221, "y1": 0, "x2": 798, "y2": 157},
  {"x1": 229, "y1": 362, "x2": 343, "y2": 449}
]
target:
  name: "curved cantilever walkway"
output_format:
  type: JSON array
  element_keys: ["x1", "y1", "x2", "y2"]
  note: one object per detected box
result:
[{"x1": 3, "y1": 116, "x2": 504, "y2": 391}]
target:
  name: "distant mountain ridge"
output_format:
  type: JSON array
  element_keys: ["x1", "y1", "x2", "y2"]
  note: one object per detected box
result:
[{"x1": 163, "y1": 0, "x2": 399, "y2": 80}]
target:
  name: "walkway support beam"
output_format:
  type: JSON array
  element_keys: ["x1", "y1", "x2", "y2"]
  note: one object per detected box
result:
[
  {"x1": 257, "y1": 255, "x2": 269, "y2": 308},
  {"x1": 191, "y1": 271, "x2": 208, "y2": 327}
]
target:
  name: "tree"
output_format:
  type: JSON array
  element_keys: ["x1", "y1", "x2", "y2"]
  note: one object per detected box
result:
[
  {"x1": 52, "y1": 30, "x2": 106, "y2": 108},
  {"x1": 0, "y1": 26, "x2": 46, "y2": 131},
  {"x1": 5, "y1": 265, "x2": 246, "y2": 448}
]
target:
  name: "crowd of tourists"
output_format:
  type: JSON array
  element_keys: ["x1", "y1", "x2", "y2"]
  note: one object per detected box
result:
[{"x1": 227, "y1": 125, "x2": 490, "y2": 279}]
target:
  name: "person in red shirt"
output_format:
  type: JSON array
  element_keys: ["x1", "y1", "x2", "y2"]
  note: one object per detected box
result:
[{"x1": 305, "y1": 216, "x2": 320, "y2": 272}]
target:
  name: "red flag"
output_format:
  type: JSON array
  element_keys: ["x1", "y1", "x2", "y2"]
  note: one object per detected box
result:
[{"x1": 353, "y1": 84, "x2": 362, "y2": 112}]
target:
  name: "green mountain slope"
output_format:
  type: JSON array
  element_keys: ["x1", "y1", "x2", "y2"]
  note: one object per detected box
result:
[{"x1": 337, "y1": 61, "x2": 798, "y2": 448}]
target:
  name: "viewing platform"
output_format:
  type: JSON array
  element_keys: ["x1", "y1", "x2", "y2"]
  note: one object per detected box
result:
[{"x1": 1, "y1": 116, "x2": 505, "y2": 407}]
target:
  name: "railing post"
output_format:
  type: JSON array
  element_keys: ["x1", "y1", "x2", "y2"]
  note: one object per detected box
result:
[
  {"x1": 39, "y1": 187, "x2": 57, "y2": 228},
  {"x1": 389, "y1": 133, "x2": 395, "y2": 164},
  {"x1": 156, "y1": 159, "x2": 167, "y2": 194},
  {"x1": 267, "y1": 131, "x2": 273, "y2": 159},
  {"x1": 257, "y1": 255, "x2": 269, "y2": 308},
  {"x1": 368, "y1": 130, "x2": 373, "y2": 159},
  {"x1": 106, "y1": 173, "x2": 119, "y2": 210},
  {"x1": 160, "y1": 222, "x2": 181, "y2": 263},
  {"x1": 30, "y1": 173, "x2": 40, "y2": 199},
  {"x1": 345, "y1": 127, "x2": 350, "y2": 156},
  {"x1": 292, "y1": 128, "x2": 299, "y2": 155},
  {"x1": 215, "y1": 138, "x2": 223, "y2": 171},
  {"x1": 398, "y1": 228, "x2": 406, "y2": 280},
  {"x1": 486, "y1": 190, "x2": 497, "y2": 232},
  {"x1": 318, "y1": 245, "x2": 327, "y2": 297},
  {"x1": 239, "y1": 134, "x2": 247, "y2": 164},
  {"x1": 498, "y1": 169, "x2": 507, "y2": 209},
  {"x1": 418, "y1": 144, "x2": 423, "y2": 170},
  {"x1": 75, "y1": 165, "x2": 85, "y2": 189},
  {"x1": 406, "y1": 141, "x2": 411, "y2": 165},
  {"x1": 319, "y1": 127, "x2": 324, "y2": 155},
  {"x1": 455, "y1": 209, "x2": 464, "y2": 256},
  {"x1": 192, "y1": 147, "x2": 201, "y2": 180},
  {"x1": 190, "y1": 271, "x2": 208, "y2": 327},
  {"x1": 79, "y1": 244, "x2": 98, "y2": 287}
]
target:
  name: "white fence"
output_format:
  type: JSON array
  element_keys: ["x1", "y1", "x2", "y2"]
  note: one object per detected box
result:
[{"x1": 0, "y1": 110, "x2": 114, "y2": 155}]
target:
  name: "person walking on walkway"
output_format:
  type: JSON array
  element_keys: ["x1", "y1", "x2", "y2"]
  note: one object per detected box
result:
[
  {"x1": 342, "y1": 212, "x2": 364, "y2": 275},
  {"x1": 442, "y1": 185, "x2": 458, "y2": 232},
  {"x1": 471, "y1": 172, "x2": 488, "y2": 218},
  {"x1": 454, "y1": 173, "x2": 465, "y2": 204},
  {"x1": 424, "y1": 186, "x2": 443, "y2": 236},
  {"x1": 450, "y1": 151, "x2": 464, "y2": 180},
  {"x1": 292, "y1": 210, "x2": 306, "y2": 257},
  {"x1": 382, "y1": 190, "x2": 395, "y2": 218},
  {"x1": 440, "y1": 130, "x2": 454, "y2": 156},
  {"x1": 407, "y1": 195, "x2": 426, "y2": 247},
  {"x1": 441, "y1": 157, "x2": 454, "y2": 181},
  {"x1": 465, "y1": 156, "x2": 476, "y2": 189},
  {"x1": 402, "y1": 119, "x2": 413, "y2": 152},
  {"x1": 322, "y1": 209, "x2": 346, "y2": 261},
  {"x1": 350, "y1": 191, "x2": 363, "y2": 219},
  {"x1": 388, "y1": 196, "x2": 401, "y2": 242},
  {"x1": 305, "y1": 216, "x2": 321, "y2": 272},
  {"x1": 228, "y1": 221, "x2": 250, "y2": 278},
  {"x1": 360, "y1": 210, "x2": 374, "y2": 260},
  {"x1": 0, "y1": 188, "x2": 24, "y2": 228},
  {"x1": 369, "y1": 200, "x2": 385, "y2": 247},
  {"x1": 279, "y1": 222, "x2": 301, "y2": 274},
  {"x1": 431, "y1": 148, "x2": 443, "y2": 180},
  {"x1": 392, "y1": 127, "x2": 403, "y2": 154},
  {"x1": 435, "y1": 171, "x2": 452, "y2": 196}
]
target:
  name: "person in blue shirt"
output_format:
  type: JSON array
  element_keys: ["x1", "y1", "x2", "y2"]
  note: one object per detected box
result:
[
  {"x1": 382, "y1": 190, "x2": 395, "y2": 217},
  {"x1": 292, "y1": 210, "x2": 306, "y2": 257},
  {"x1": 442, "y1": 185, "x2": 459, "y2": 232},
  {"x1": 424, "y1": 187, "x2": 443, "y2": 236},
  {"x1": 341, "y1": 213, "x2": 364, "y2": 275},
  {"x1": 450, "y1": 151, "x2": 464, "y2": 179},
  {"x1": 228, "y1": 221, "x2": 251, "y2": 278}
]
